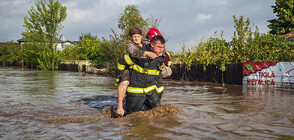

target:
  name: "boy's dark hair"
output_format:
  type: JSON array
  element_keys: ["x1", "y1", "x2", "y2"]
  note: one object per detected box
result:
[
  {"x1": 151, "y1": 35, "x2": 165, "y2": 44},
  {"x1": 129, "y1": 26, "x2": 142, "y2": 37}
]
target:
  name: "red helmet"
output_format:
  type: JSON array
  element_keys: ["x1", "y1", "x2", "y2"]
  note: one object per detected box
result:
[{"x1": 146, "y1": 28, "x2": 163, "y2": 41}]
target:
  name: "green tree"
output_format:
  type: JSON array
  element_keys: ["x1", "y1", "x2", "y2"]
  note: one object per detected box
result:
[
  {"x1": 60, "y1": 45, "x2": 79, "y2": 60},
  {"x1": 22, "y1": 0, "x2": 67, "y2": 70},
  {"x1": 231, "y1": 15, "x2": 259, "y2": 62},
  {"x1": 100, "y1": 30, "x2": 126, "y2": 75},
  {"x1": 253, "y1": 33, "x2": 294, "y2": 62},
  {"x1": 118, "y1": 5, "x2": 148, "y2": 40},
  {"x1": 180, "y1": 32, "x2": 232, "y2": 72},
  {"x1": 179, "y1": 42, "x2": 197, "y2": 71},
  {"x1": 79, "y1": 33, "x2": 98, "y2": 41},
  {"x1": 76, "y1": 33, "x2": 101, "y2": 61},
  {"x1": 268, "y1": 0, "x2": 294, "y2": 35},
  {"x1": 207, "y1": 32, "x2": 232, "y2": 71},
  {"x1": 21, "y1": 43, "x2": 44, "y2": 69},
  {"x1": 178, "y1": 14, "x2": 293, "y2": 81},
  {"x1": 0, "y1": 41, "x2": 20, "y2": 66}
]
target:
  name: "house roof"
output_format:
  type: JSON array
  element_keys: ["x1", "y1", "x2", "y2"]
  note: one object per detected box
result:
[
  {"x1": 63, "y1": 40, "x2": 79, "y2": 44},
  {"x1": 17, "y1": 38, "x2": 26, "y2": 42},
  {"x1": 73, "y1": 41, "x2": 80, "y2": 44},
  {"x1": 280, "y1": 32, "x2": 294, "y2": 38},
  {"x1": 17, "y1": 38, "x2": 80, "y2": 45},
  {"x1": 280, "y1": 32, "x2": 294, "y2": 41}
]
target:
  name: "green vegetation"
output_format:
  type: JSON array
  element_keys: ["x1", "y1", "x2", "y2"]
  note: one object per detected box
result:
[
  {"x1": 268, "y1": 0, "x2": 294, "y2": 35},
  {"x1": 118, "y1": 5, "x2": 149, "y2": 40},
  {"x1": 60, "y1": 31, "x2": 125, "y2": 75},
  {"x1": 178, "y1": 0, "x2": 294, "y2": 71},
  {"x1": 0, "y1": 42, "x2": 20, "y2": 66},
  {"x1": 0, "y1": 2, "x2": 293, "y2": 76},
  {"x1": 22, "y1": 0, "x2": 67, "y2": 70},
  {"x1": 179, "y1": 15, "x2": 294, "y2": 72}
]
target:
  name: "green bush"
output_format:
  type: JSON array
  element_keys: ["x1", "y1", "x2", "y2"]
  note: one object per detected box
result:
[
  {"x1": 179, "y1": 16, "x2": 294, "y2": 72},
  {"x1": 0, "y1": 41, "x2": 20, "y2": 66}
]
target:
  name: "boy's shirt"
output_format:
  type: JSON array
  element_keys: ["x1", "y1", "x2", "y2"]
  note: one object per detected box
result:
[{"x1": 126, "y1": 40, "x2": 149, "y2": 59}]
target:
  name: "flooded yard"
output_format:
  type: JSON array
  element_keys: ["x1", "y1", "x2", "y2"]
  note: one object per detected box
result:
[{"x1": 0, "y1": 67, "x2": 293, "y2": 139}]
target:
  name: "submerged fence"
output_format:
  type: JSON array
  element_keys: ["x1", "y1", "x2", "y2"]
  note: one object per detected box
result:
[
  {"x1": 3, "y1": 60, "x2": 292, "y2": 88},
  {"x1": 170, "y1": 62, "x2": 294, "y2": 89},
  {"x1": 170, "y1": 63, "x2": 243, "y2": 85}
]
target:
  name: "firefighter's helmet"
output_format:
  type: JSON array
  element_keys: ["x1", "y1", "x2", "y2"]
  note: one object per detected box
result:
[{"x1": 146, "y1": 28, "x2": 163, "y2": 41}]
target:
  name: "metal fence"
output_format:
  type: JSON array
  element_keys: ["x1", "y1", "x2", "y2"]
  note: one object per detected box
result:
[{"x1": 170, "y1": 63, "x2": 243, "y2": 85}]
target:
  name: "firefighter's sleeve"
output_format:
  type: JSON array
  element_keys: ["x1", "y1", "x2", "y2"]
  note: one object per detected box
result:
[
  {"x1": 126, "y1": 41, "x2": 145, "y2": 59},
  {"x1": 115, "y1": 54, "x2": 136, "y2": 86},
  {"x1": 115, "y1": 57, "x2": 128, "y2": 86}
]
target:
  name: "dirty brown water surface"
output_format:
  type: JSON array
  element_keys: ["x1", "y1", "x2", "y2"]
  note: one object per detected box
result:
[{"x1": 0, "y1": 67, "x2": 294, "y2": 139}]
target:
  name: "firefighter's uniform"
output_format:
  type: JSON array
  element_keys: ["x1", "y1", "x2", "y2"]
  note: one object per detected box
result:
[{"x1": 116, "y1": 44, "x2": 165, "y2": 115}]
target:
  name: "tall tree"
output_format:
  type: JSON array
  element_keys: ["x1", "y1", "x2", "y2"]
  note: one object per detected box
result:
[
  {"x1": 268, "y1": 0, "x2": 294, "y2": 35},
  {"x1": 23, "y1": 0, "x2": 67, "y2": 46},
  {"x1": 231, "y1": 15, "x2": 259, "y2": 62},
  {"x1": 100, "y1": 29, "x2": 126, "y2": 75},
  {"x1": 118, "y1": 5, "x2": 148, "y2": 40},
  {"x1": 22, "y1": 0, "x2": 67, "y2": 70},
  {"x1": 77, "y1": 33, "x2": 101, "y2": 60}
]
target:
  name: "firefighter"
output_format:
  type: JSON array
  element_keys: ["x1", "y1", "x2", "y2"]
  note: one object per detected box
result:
[
  {"x1": 116, "y1": 35, "x2": 166, "y2": 116},
  {"x1": 116, "y1": 27, "x2": 160, "y2": 117}
]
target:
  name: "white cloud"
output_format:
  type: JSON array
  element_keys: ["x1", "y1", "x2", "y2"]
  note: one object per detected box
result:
[
  {"x1": 196, "y1": 14, "x2": 212, "y2": 22},
  {"x1": 197, "y1": 0, "x2": 229, "y2": 7},
  {"x1": 102, "y1": 0, "x2": 151, "y2": 7},
  {"x1": 11, "y1": 0, "x2": 29, "y2": 5}
]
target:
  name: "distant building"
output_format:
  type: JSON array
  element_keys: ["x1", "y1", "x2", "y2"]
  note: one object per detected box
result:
[
  {"x1": 280, "y1": 32, "x2": 294, "y2": 43},
  {"x1": 17, "y1": 38, "x2": 79, "y2": 51},
  {"x1": 59, "y1": 40, "x2": 79, "y2": 51}
]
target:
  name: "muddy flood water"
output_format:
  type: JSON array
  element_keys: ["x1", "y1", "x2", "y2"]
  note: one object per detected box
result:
[{"x1": 0, "y1": 67, "x2": 294, "y2": 139}]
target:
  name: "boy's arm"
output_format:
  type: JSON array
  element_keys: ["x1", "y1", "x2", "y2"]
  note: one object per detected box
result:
[
  {"x1": 126, "y1": 41, "x2": 158, "y2": 60},
  {"x1": 126, "y1": 41, "x2": 145, "y2": 59}
]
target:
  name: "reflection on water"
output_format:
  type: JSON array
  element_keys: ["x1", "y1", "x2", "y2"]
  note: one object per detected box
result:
[{"x1": 0, "y1": 67, "x2": 294, "y2": 139}]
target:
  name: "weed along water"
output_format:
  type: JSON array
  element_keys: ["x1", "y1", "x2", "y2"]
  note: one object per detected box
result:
[{"x1": 0, "y1": 67, "x2": 294, "y2": 139}]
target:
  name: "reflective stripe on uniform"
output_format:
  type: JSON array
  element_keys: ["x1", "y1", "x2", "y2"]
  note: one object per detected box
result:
[
  {"x1": 127, "y1": 85, "x2": 164, "y2": 94},
  {"x1": 115, "y1": 78, "x2": 120, "y2": 86},
  {"x1": 124, "y1": 54, "x2": 160, "y2": 76},
  {"x1": 127, "y1": 85, "x2": 156, "y2": 94},
  {"x1": 159, "y1": 65, "x2": 163, "y2": 70},
  {"x1": 117, "y1": 63, "x2": 125, "y2": 70},
  {"x1": 124, "y1": 54, "x2": 134, "y2": 65},
  {"x1": 168, "y1": 61, "x2": 172, "y2": 67},
  {"x1": 157, "y1": 86, "x2": 164, "y2": 93},
  {"x1": 129, "y1": 65, "x2": 160, "y2": 76}
]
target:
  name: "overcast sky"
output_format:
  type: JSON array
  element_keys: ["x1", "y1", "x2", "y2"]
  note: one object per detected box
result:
[{"x1": 0, "y1": 0, "x2": 276, "y2": 52}]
